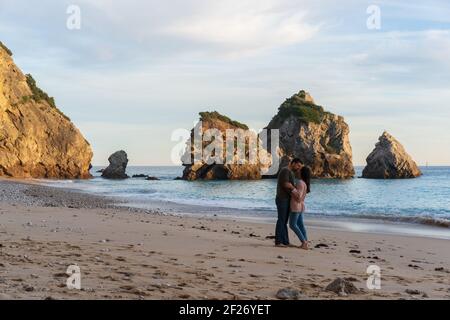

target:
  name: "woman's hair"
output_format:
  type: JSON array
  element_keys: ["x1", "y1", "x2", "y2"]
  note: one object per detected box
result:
[{"x1": 300, "y1": 166, "x2": 312, "y2": 193}]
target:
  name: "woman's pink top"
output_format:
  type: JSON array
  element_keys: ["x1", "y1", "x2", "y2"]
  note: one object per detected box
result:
[{"x1": 290, "y1": 180, "x2": 307, "y2": 213}]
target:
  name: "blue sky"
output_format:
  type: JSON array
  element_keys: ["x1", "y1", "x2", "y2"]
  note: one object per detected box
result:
[{"x1": 1, "y1": 0, "x2": 449, "y2": 165}]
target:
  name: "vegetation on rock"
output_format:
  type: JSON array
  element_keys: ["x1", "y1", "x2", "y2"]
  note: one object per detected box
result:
[
  {"x1": 0, "y1": 42, "x2": 92, "y2": 178},
  {"x1": 0, "y1": 41, "x2": 12, "y2": 56},
  {"x1": 199, "y1": 111, "x2": 249, "y2": 130},
  {"x1": 265, "y1": 90, "x2": 355, "y2": 179},
  {"x1": 25, "y1": 74, "x2": 70, "y2": 121},
  {"x1": 268, "y1": 90, "x2": 330, "y2": 127},
  {"x1": 26, "y1": 74, "x2": 56, "y2": 107}
]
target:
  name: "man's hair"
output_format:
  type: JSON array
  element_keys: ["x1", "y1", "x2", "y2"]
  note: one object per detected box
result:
[{"x1": 290, "y1": 158, "x2": 302, "y2": 165}]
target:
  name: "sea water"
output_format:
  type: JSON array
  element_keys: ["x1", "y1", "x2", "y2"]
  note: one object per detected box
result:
[{"x1": 39, "y1": 166, "x2": 450, "y2": 229}]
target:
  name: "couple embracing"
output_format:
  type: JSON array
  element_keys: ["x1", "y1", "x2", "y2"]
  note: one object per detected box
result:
[{"x1": 275, "y1": 158, "x2": 311, "y2": 250}]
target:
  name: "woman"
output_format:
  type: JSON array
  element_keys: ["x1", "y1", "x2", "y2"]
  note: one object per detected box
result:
[{"x1": 289, "y1": 166, "x2": 311, "y2": 250}]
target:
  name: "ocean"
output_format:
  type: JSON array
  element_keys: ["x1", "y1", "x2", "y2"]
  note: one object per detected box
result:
[{"x1": 39, "y1": 166, "x2": 450, "y2": 229}]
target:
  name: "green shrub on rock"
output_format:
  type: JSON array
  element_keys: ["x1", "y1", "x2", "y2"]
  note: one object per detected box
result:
[
  {"x1": 25, "y1": 74, "x2": 70, "y2": 121},
  {"x1": 0, "y1": 41, "x2": 13, "y2": 56},
  {"x1": 268, "y1": 90, "x2": 330, "y2": 127},
  {"x1": 199, "y1": 111, "x2": 249, "y2": 130}
]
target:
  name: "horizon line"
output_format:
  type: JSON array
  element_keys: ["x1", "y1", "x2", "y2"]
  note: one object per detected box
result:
[{"x1": 90, "y1": 164, "x2": 450, "y2": 167}]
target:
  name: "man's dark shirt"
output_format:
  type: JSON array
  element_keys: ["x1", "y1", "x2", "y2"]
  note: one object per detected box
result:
[{"x1": 276, "y1": 167, "x2": 295, "y2": 200}]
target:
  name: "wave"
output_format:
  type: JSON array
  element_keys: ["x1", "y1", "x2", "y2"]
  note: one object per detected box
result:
[
  {"x1": 208, "y1": 206, "x2": 450, "y2": 229},
  {"x1": 33, "y1": 178, "x2": 75, "y2": 184},
  {"x1": 307, "y1": 212, "x2": 450, "y2": 229}
]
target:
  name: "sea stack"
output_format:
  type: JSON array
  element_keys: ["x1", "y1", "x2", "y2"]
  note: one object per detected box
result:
[
  {"x1": 101, "y1": 150, "x2": 129, "y2": 179},
  {"x1": 181, "y1": 111, "x2": 271, "y2": 180},
  {"x1": 362, "y1": 131, "x2": 422, "y2": 179},
  {"x1": 0, "y1": 41, "x2": 92, "y2": 178},
  {"x1": 266, "y1": 90, "x2": 355, "y2": 178}
]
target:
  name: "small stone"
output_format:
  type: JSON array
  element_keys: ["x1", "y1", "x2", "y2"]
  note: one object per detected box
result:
[
  {"x1": 276, "y1": 288, "x2": 301, "y2": 300},
  {"x1": 325, "y1": 278, "x2": 359, "y2": 295},
  {"x1": 23, "y1": 285, "x2": 35, "y2": 292},
  {"x1": 405, "y1": 289, "x2": 421, "y2": 295}
]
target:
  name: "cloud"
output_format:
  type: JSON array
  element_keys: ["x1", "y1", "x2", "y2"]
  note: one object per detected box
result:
[
  {"x1": 159, "y1": 0, "x2": 319, "y2": 57},
  {"x1": 70, "y1": 0, "x2": 321, "y2": 59},
  {"x1": 423, "y1": 29, "x2": 450, "y2": 67}
]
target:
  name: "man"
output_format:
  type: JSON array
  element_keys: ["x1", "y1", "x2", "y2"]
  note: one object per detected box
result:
[{"x1": 275, "y1": 158, "x2": 302, "y2": 247}]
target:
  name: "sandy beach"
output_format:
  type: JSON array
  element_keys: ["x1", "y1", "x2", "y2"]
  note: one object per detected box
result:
[{"x1": 0, "y1": 179, "x2": 449, "y2": 300}]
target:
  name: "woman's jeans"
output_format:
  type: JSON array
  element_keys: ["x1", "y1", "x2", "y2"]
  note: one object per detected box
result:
[{"x1": 289, "y1": 212, "x2": 308, "y2": 243}]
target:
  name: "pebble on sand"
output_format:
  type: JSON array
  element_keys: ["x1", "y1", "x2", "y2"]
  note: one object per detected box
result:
[
  {"x1": 325, "y1": 278, "x2": 359, "y2": 296},
  {"x1": 276, "y1": 288, "x2": 302, "y2": 300}
]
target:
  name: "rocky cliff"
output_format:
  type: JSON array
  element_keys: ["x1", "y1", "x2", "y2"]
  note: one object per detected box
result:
[
  {"x1": 266, "y1": 90, "x2": 355, "y2": 178},
  {"x1": 181, "y1": 111, "x2": 271, "y2": 180},
  {"x1": 0, "y1": 41, "x2": 93, "y2": 178},
  {"x1": 362, "y1": 131, "x2": 421, "y2": 179}
]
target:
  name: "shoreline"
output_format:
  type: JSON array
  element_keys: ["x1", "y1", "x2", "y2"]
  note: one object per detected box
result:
[
  {"x1": 119, "y1": 199, "x2": 450, "y2": 240},
  {"x1": 0, "y1": 178, "x2": 449, "y2": 299},
  {"x1": 3, "y1": 177, "x2": 450, "y2": 240}
]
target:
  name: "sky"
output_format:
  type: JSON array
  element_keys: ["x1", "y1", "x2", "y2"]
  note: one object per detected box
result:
[{"x1": 1, "y1": 0, "x2": 449, "y2": 166}]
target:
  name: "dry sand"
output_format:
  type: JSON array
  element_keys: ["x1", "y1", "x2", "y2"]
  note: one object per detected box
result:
[{"x1": 0, "y1": 180, "x2": 449, "y2": 300}]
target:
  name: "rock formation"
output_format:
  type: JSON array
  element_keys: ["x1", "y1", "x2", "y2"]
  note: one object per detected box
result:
[
  {"x1": 0, "y1": 41, "x2": 92, "y2": 178},
  {"x1": 131, "y1": 174, "x2": 160, "y2": 180},
  {"x1": 181, "y1": 111, "x2": 272, "y2": 180},
  {"x1": 101, "y1": 150, "x2": 129, "y2": 179},
  {"x1": 362, "y1": 131, "x2": 421, "y2": 179},
  {"x1": 266, "y1": 90, "x2": 355, "y2": 178},
  {"x1": 132, "y1": 174, "x2": 148, "y2": 178}
]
